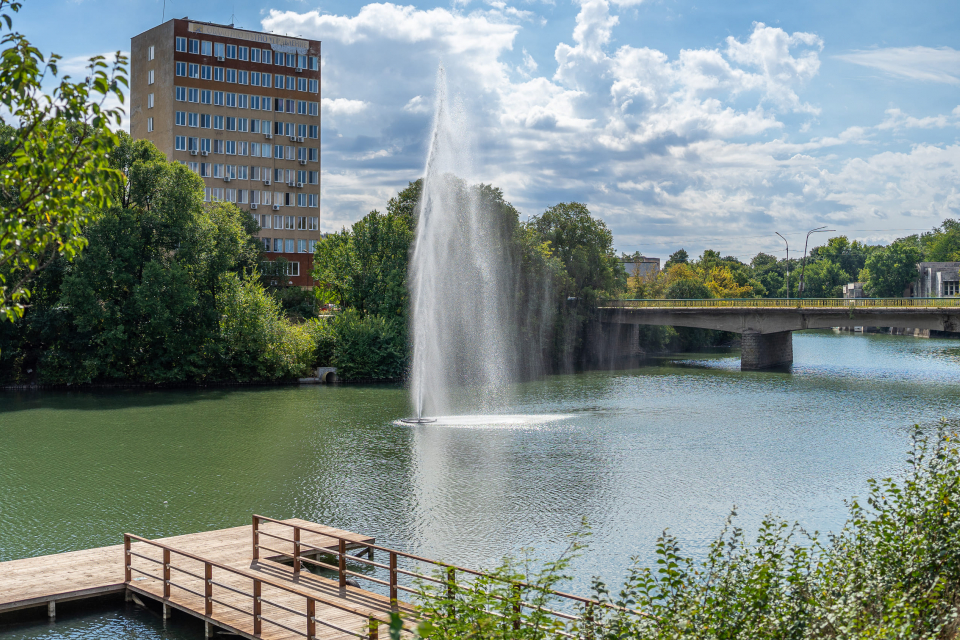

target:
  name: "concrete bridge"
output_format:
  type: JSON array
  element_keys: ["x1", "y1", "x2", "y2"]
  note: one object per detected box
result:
[{"x1": 598, "y1": 298, "x2": 960, "y2": 370}]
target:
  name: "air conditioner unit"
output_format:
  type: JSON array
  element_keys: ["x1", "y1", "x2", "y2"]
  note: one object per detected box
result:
[
  {"x1": 272, "y1": 204, "x2": 280, "y2": 211},
  {"x1": 296, "y1": 67, "x2": 303, "y2": 73},
  {"x1": 265, "y1": 133, "x2": 273, "y2": 139},
  {"x1": 264, "y1": 179, "x2": 271, "y2": 185},
  {"x1": 224, "y1": 176, "x2": 231, "y2": 182},
  {"x1": 299, "y1": 159, "x2": 307, "y2": 165},
  {"x1": 200, "y1": 150, "x2": 208, "y2": 156},
  {"x1": 297, "y1": 182, "x2": 304, "y2": 188},
  {"x1": 289, "y1": 136, "x2": 296, "y2": 142},
  {"x1": 250, "y1": 203, "x2": 258, "y2": 210},
  {"x1": 297, "y1": 136, "x2": 304, "y2": 143},
  {"x1": 190, "y1": 150, "x2": 198, "y2": 156},
  {"x1": 217, "y1": 56, "x2": 225, "y2": 61}
]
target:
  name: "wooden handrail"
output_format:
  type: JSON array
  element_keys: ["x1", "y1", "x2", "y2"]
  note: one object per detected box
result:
[
  {"x1": 251, "y1": 515, "x2": 653, "y2": 620},
  {"x1": 123, "y1": 533, "x2": 406, "y2": 637}
]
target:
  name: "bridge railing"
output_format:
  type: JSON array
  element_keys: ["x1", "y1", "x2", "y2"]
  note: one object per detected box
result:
[{"x1": 601, "y1": 297, "x2": 960, "y2": 309}]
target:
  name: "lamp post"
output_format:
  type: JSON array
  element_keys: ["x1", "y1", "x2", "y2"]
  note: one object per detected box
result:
[
  {"x1": 798, "y1": 226, "x2": 835, "y2": 299},
  {"x1": 775, "y1": 232, "x2": 790, "y2": 298}
]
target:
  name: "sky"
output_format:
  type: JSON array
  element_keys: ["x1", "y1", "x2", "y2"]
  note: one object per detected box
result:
[{"x1": 13, "y1": 0, "x2": 960, "y2": 260}]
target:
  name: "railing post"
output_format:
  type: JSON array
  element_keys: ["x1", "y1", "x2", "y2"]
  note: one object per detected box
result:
[
  {"x1": 307, "y1": 597, "x2": 316, "y2": 640},
  {"x1": 294, "y1": 526, "x2": 301, "y2": 573},
  {"x1": 253, "y1": 579, "x2": 262, "y2": 635},
  {"x1": 123, "y1": 535, "x2": 131, "y2": 583},
  {"x1": 163, "y1": 548, "x2": 171, "y2": 599},
  {"x1": 368, "y1": 616, "x2": 379, "y2": 640},
  {"x1": 338, "y1": 538, "x2": 346, "y2": 588},
  {"x1": 513, "y1": 583, "x2": 521, "y2": 630},
  {"x1": 446, "y1": 567, "x2": 456, "y2": 601},
  {"x1": 204, "y1": 562, "x2": 213, "y2": 617},
  {"x1": 252, "y1": 515, "x2": 260, "y2": 561},
  {"x1": 389, "y1": 552, "x2": 398, "y2": 609}
]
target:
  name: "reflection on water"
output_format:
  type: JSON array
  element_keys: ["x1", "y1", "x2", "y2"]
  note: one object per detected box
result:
[{"x1": 2, "y1": 330, "x2": 960, "y2": 638}]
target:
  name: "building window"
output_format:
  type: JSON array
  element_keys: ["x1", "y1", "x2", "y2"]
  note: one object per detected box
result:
[
  {"x1": 298, "y1": 239, "x2": 308, "y2": 253},
  {"x1": 238, "y1": 94, "x2": 248, "y2": 109},
  {"x1": 175, "y1": 86, "x2": 186, "y2": 101},
  {"x1": 308, "y1": 240, "x2": 317, "y2": 252},
  {"x1": 175, "y1": 62, "x2": 186, "y2": 77},
  {"x1": 274, "y1": 168, "x2": 284, "y2": 182},
  {"x1": 188, "y1": 136, "x2": 198, "y2": 151},
  {"x1": 188, "y1": 161, "x2": 198, "y2": 173},
  {"x1": 175, "y1": 37, "x2": 187, "y2": 52},
  {"x1": 189, "y1": 39, "x2": 199, "y2": 54},
  {"x1": 309, "y1": 148, "x2": 318, "y2": 162},
  {"x1": 213, "y1": 139, "x2": 224, "y2": 154},
  {"x1": 286, "y1": 76, "x2": 295, "y2": 91},
  {"x1": 199, "y1": 162, "x2": 210, "y2": 177},
  {"x1": 309, "y1": 79, "x2": 318, "y2": 93},
  {"x1": 251, "y1": 72, "x2": 260, "y2": 87},
  {"x1": 226, "y1": 93, "x2": 236, "y2": 107},
  {"x1": 274, "y1": 75, "x2": 284, "y2": 89},
  {"x1": 214, "y1": 67, "x2": 223, "y2": 82},
  {"x1": 308, "y1": 171, "x2": 318, "y2": 185},
  {"x1": 238, "y1": 46, "x2": 248, "y2": 61},
  {"x1": 286, "y1": 99, "x2": 295, "y2": 113},
  {"x1": 285, "y1": 239, "x2": 295, "y2": 253},
  {"x1": 225, "y1": 140, "x2": 236, "y2": 155},
  {"x1": 188, "y1": 63, "x2": 199, "y2": 78},
  {"x1": 285, "y1": 146, "x2": 294, "y2": 161},
  {"x1": 202, "y1": 40, "x2": 212, "y2": 56},
  {"x1": 212, "y1": 115, "x2": 223, "y2": 131},
  {"x1": 148, "y1": 45, "x2": 155, "y2": 61},
  {"x1": 261, "y1": 96, "x2": 272, "y2": 111},
  {"x1": 261, "y1": 237, "x2": 270, "y2": 251},
  {"x1": 148, "y1": 69, "x2": 155, "y2": 84},
  {"x1": 308, "y1": 56, "x2": 318, "y2": 71},
  {"x1": 285, "y1": 122, "x2": 295, "y2": 137},
  {"x1": 945, "y1": 281, "x2": 960, "y2": 297},
  {"x1": 226, "y1": 44, "x2": 236, "y2": 59},
  {"x1": 188, "y1": 112, "x2": 198, "y2": 127},
  {"x1": 251, "y1": 48, "x2": 260, "y2": 63},
  {"x1": 297, "y1": 193, "x2": 307, "y2": 208},
  {"x1": 309, "y1": 102, "x2": 319, "y2": 116},
  {"x1": 285, "y1": 53, "x2": 295, "y2": 67},
  {"x1": 226, "y1": 117, "x2": 236, "y2": 131},
  {"x1": 250, "y1": 95, "x2": 260, "y2": 110},
  {"x1": 238, "y1": 118, "x2": 248, "y2": 132},
  {"x1": 262, "y1": 143, "x2": 271, "y2": 158},
  {"x1": 201, "y1": 138, "x2": 211, "y2": 153},
  {"x1": 237, "y1": 164, "x2": 248, "y2": 178},
  {"x1": 274, "y1": 145, "x2": 283, "y2": 159},
  {"x1": 298, "y1": 77, "x2": 307, "y2": 92},
  {"x1": 238, "y1": 70, "x2": 248, "y2": 85},
  {"x1": 297, "y1": 170, "x2": 307, "y2": 184},
  {"x1": 224, "y1": 68, "x2": 235, "y2": 83},
  {"x1": 214, "y1": 42, "x2": 225, "y2": 58},
  {"x1": 297, "y1": 100, "x2": 307, "y2": 115},
  {"x1": 213, "y1": 91, "x2": 224, "y2": 106},
  {"x1": 273, "y1": 98, "x2": 283, "y2": 113},
  {"x1": 308, "y1": 216, "x2": 319, "y2": 230},
  {"x1": 309, "y1": 125, "x2": 318, "y2": 139},
  {"x1": 201, "y1": 90, "x2": 211, "y2": 104},
  {"x1": 213, "y1": 163, "x2": 223, "y2": 178},
  {"x1": 147, "y1": 117, "x2": 154, "y2": 132},
  {"x1": 188, "y1": 88, "x2": 199, "y2": 103},
  {"x1": 263, "y1": 49, "x2": 272, "y2": 65},
  {"x1": 175, "y1": 135, "x2": 186, "y2": 151},
  {"x1": 309, "y1": 194, "x2": 318, "y2": 208},
  {"x1": 175, "y1": 111, "x2": 186, "y2": 126},
  {"x1": 201, "y1": 65, "x2": 211, "y2": 80},
  {"x1": 297, "y1": 216, "x2": 307, "y2": 230},
  {"x1": 273, "y1": 238, "x2": 283, "y2": 252},
  {"x1": 147, "y1": 93, "x2": 154, "y2": 108}
]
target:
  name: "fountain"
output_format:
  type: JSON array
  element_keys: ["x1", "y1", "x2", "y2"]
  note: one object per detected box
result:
[{"x1": 403, "y1": 66, "x2": 518, "y2": 423}]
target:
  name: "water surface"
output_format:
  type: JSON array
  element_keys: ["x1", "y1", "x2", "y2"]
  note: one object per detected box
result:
[{"x1": 2, "y1": 330, "x2": 959, "y2": 637}]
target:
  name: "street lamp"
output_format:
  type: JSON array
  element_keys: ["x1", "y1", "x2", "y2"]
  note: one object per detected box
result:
[
  {"x1": 775, "y1": 232, "x2": 790, "y2": 298},
  {"x1": 798, "y1": 226, "x2": 836, "y2": 299}
]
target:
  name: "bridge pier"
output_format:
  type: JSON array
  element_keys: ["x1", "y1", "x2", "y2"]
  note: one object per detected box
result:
[{"x1": 740, "y1": 330, "x2": 793, "y2": 370}]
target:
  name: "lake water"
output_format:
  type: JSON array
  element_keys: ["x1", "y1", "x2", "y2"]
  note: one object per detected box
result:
[{"x1": 3, "y1": 330, "x2": 960, "y2": 638}]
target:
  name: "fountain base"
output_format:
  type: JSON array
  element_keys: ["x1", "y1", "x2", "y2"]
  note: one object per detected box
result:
[{"x1": 400, "y1": 418, "x2": 437, "y2": 424}]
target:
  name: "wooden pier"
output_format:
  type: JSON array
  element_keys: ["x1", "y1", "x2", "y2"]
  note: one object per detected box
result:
[{"x1": 0, "y1": 517, "x2": 414, "y2": 639}]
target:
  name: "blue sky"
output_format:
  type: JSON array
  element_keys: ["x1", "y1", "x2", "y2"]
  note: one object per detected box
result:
[{"x1": 15, "y1": 0, "x2": 960, "y2": 260}]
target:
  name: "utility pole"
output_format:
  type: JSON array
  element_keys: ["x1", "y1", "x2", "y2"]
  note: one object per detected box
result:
[
  {"x1": 775, "y1": 232, "x2": 790, "y2": 298},
  {"x1": 798, "y1": 226, "x2": 835, "y2": 299}
]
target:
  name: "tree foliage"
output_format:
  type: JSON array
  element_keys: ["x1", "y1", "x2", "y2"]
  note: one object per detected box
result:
[{"x1": 0, "y1": 0, "x2": 127, "y2": 321}]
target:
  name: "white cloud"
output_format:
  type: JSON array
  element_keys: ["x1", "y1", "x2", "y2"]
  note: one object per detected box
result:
[
  {"x1": 263, "y1": 2, "x2": 960, "y2": 256},
  {"x1": 836, "y1": 46, "x2": 960, "y2": 84}
]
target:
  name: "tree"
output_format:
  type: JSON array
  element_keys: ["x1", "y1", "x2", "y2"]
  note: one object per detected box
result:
[
  {"x1": 664, "y1": 249, "x2": 689, "y2": 269},
  {"x1": 919, "y1": 218, "x2": 960, "y2": 262},
  {"x1": 861, "y1": 241, "x2": 922, "y2": 298},
  {"x1": 0, "y1": 0, "x2": 127, "y2": 321}
]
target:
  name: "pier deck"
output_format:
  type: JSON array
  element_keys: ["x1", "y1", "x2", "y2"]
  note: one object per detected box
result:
[{"x1": 0, "y1": 518, "x2": 406, "y2": 639}]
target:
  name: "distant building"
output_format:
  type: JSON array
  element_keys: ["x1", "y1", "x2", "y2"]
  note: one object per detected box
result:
[
  {"x1": 915, "y1": 262, "x2": 960, "y2": 298},
  {"x1": 622, "y1": 257, "x2": 661, "y2": 278},
  {"x1": 842, "y1": 282, "x2": 865, "y2": 299},
  {"x1": 129, "y1": 18, "x2": 322, "y2": 286}
]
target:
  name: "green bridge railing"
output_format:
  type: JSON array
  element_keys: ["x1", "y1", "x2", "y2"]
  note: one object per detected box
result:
[{"x1": 601, "y1": 298, "x2": 960, "y2": 309}]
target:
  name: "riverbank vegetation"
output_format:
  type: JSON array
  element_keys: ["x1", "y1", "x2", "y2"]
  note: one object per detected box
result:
[
  {"x1": 401, "y1": 424, "x2": 960, "y2": 640},
  {"x1": 312, "y1": 180, "x2": 626, "y2": 380}
]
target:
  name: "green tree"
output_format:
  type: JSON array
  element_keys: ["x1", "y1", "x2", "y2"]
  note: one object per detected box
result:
[
  {"x1": 0, "y1": 0, "x2": 127, "y2": 321},
  {"x1": 800, "y1": 259, "x2": 848, "y2": 298},
  {"x1": 861, "y1": 241, "x2": 922, "y2": 297},
  {"x1": 919, "y1": 218, "x2": 960, "y2": 262},
  {"x1": 664, "y1": 248, "x2": 689, "y2": 269}
]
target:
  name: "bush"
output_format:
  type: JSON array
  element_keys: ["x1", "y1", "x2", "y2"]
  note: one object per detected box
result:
[{"x1": 331, "y1": 310, "x2": 408, "y2": 380}]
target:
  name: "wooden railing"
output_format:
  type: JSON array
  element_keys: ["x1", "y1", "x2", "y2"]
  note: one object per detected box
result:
[
  {"x1": 124, "y1": 533, "x2": 399, "y2": 639},
  {"x1": 602, "y1": 297, "x2": 960, "y2": 309},
  {"x1": 252, "y1": 515, "x2": 651, "y2": 637}
]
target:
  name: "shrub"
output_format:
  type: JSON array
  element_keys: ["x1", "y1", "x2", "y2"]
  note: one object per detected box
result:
[{"x1": 331, "y1": 310, "x2": 408, "y2": 380}]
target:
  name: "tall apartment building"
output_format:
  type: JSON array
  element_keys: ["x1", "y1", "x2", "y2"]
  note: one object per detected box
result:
[{"x1": 129, "y1": 18, "x2": 321, "y2": 286}]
